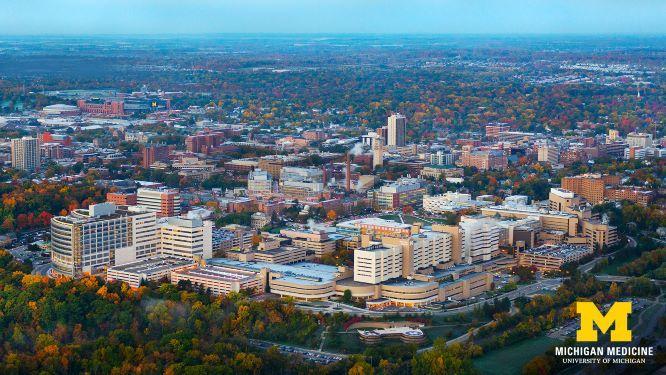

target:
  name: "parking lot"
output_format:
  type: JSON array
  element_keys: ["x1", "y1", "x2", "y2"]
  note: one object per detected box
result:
[{"x1": 248, "y1": 339, "x2": 345, "y2": 365}]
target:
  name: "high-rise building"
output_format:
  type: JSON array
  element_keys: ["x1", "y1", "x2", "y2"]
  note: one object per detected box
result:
[
  {"x1": 560, "y1": 174, "x2": 620, "y2": 204},
  {"x1": 382, "y1": 231, "x2": 453, "y2": 277},
  {"x1": 142, "y1": 144, "x2": 171, "y2": 168},
  {"x1": 387, "y1": 113, "x2": 407, "y2": 147},
  {"x1": 11, "y1": 137, "x2": 40, "y2": 171},
  {"x1": 537, "y1": 144, "x2": 560, "y2": 165},
  {"x1": 458, "y1": 216, "x2": 501, "y2": 264},
  {"x1": 50, "y1": 203, "x2": 159, "y2": 277},
  {"x1": 137, "y1": 188, "x2": 181, "y2": 217},
  {"x1": 158, "y1": 216, "x2": 213, "y2": 260}
]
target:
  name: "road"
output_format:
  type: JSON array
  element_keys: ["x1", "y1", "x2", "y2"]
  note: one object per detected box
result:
[
  {"x1": 32, "y1": 261, "x2": 52, "y2": 276},
  {"x1": 295, "y1": 278, "x2": 564, "y2": 317}
]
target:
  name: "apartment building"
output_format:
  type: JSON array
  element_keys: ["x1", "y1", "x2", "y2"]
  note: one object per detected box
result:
[
  {"x1": 11, "y1": 136, "x2": 40, "y2": 171},
  {"x1": 604, "y1": 187, "x2": 655, "y2": 206}
]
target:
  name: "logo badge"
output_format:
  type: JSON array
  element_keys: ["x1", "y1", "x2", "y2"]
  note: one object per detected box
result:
[{"x1": 576, "y1": 301, "x2": 632, "y2": 342}]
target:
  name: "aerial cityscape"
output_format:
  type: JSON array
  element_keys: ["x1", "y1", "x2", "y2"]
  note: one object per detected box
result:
[{"x1": 0, "y1": 1, "x2": 664, "y2": 374}]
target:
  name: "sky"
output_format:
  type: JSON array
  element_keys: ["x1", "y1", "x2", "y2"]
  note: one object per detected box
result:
[{"x1": 1, "y1": 0, "x2": 664, "y2": 35}]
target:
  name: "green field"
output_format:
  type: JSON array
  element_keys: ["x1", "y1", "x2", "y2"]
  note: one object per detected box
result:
[{"x1": 473, "y1": 336, "x2": 561, "y2": 375}]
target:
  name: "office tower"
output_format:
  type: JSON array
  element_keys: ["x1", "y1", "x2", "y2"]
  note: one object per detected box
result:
[
  {"x1": 142, "y1": 144, "x2": 171, "y2": 168},
  {"x1": 158, "y1": 216, "x2": 213, "y2": 260},
  {"x1": 11, "y1": 136, "x2": 40, "y2": 171},
  {"x1": 137, "y1": 188, "x2": 181, "y2": 217},
  {"x1": 50, "y1": 203, "x2": 158, "y2": 277},
  {"x1": 387, "y1": 113, "x2": 407, "y2": 147}
]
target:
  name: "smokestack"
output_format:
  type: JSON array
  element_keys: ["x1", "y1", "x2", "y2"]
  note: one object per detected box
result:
[
  {"x1": 346, "y1": 153, "x2": 351, "y2": 192},
  {"x1": 322, "y1": 165, "x2": 327, "y2": 187}
]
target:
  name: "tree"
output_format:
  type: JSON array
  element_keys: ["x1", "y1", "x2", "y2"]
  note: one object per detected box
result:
[
  {"x1": 342, "y1": 289, "x2": 352, "y2": 303},
  {"x1": 326, "y1": 210, "x2": 338, "y2": 221},
  {"x1": 522, "y1": 355, "x2": 552, "y2": 375}
]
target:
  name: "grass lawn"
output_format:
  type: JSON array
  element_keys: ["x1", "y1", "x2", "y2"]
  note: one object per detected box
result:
[
  {"x1": 321, "y1": 331, "x2": 366, "y2": 354},
  {"x1": 473, "y1": 336, "x2": 561, "y2": 375},
  {"x1": 595, "y1": 252, "x2": 641, "y2": 275}
]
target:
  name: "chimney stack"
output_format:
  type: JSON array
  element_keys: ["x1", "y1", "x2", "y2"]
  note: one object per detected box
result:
[{"x1": 345, "y1": 153, "x2": 351, "y2": 192}]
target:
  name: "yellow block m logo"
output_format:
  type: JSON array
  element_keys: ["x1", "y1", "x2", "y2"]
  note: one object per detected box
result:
[{"x1": 576, "y1": 301, "x2": 632, "y2": 342}]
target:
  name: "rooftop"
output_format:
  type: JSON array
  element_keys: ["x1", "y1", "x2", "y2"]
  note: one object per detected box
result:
[{"x1": 108, "y1": 256, "x2": 195, "y2": 275}]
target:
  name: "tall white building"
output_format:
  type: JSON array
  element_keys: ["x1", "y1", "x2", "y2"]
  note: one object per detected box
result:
[
  {"x1": 406, "y1": 231, "x2": 453, "y2": 275},
  {"x1": 430, "y1": 150, "x2": 454, "y2": 166},
  {"x1": 158, "y1": 216, "x2": 213, "y2": 260},
  {"x1": 51, "y1": 203, "x2": 159, "y2": 277},
  {"x1": 459, "y1": 216, "x2": 500, "y2": 264},
  {"x1": 354, "y1": 245, "x2": 403, "y2": 284},
  {"x1": 247, "y1": 168, "x2": 273, "y2": 196},
  {"x1": 11, "y1": 136, "x2": 40, "y2": 171},
  {"x1": 387, "y1": 113, "x2": 407, "y2": 147}
]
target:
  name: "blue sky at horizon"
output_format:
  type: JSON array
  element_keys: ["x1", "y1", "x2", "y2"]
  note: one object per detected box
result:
[{"x1": 1, "y1": 0, "x2": 664, "y2": 36}]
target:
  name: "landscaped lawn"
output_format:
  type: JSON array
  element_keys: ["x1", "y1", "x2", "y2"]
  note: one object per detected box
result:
[{"x1": 473, "y1": 336, "x2": 561, "y2": 375}]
